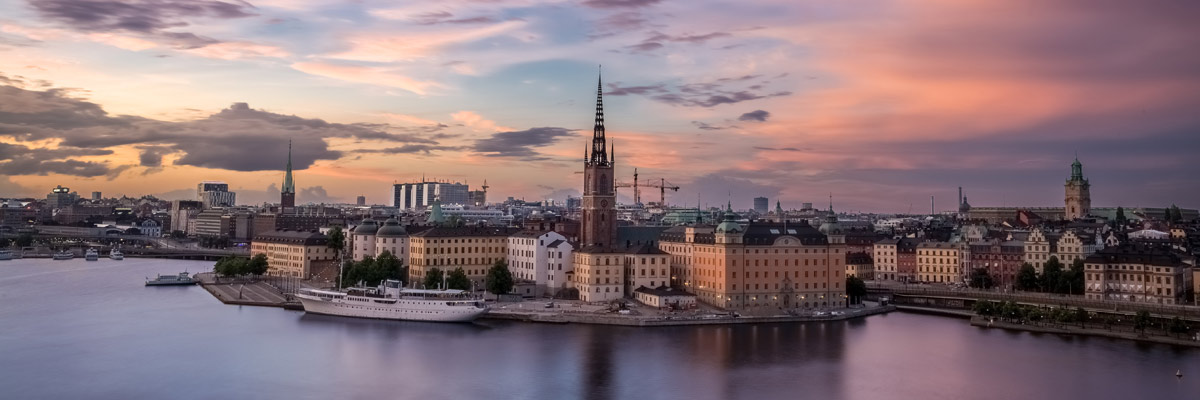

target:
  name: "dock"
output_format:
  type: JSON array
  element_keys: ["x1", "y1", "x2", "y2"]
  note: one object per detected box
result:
[
  {"x1": 195, "y1": 273, "x2": 303, "y2": 310},
  {"x1": 483, "y1": 304, "x2": 895, "y2": 326}
]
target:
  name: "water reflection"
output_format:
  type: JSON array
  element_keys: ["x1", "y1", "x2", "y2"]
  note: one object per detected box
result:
[{"x1": 2, "y1": 259, "x2": 1198, "y2": 400}]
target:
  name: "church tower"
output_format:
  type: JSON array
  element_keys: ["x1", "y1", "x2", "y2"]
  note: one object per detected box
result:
[
  {"x1": 1064, "y1": 156, "x2": 1090, "y2": 220},
  {"x1": 580, "y1": 73, "x2": 616, "y2": 249},
  {"x1": 281, "y1": 140, "x2": 296, "y2": 209}
]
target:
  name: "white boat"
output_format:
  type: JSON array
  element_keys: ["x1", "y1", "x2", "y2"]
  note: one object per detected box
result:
[
  {"x1": 53, "y1": 251, "x2": 74, "y2": 260},
  {"x1": 0, "y1": 250, "x2": 11, "y2": 261},
  {"x1": 297, "y1": 280, "x2": 489, "y2": 323},
  {"x1": 84, "y1": 248, "x2": 99, "y2": 261},
  {"x1": 109, "y1": 249, "x2": 124, "y2": 260}
]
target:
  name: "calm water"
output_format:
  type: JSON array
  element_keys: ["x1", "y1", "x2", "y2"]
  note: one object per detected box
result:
[{"x1": 1, "y1": 259, "x2": 1198, "y2": 400}]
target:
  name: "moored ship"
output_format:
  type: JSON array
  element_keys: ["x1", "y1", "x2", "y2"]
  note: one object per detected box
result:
[
  {"x1": 52, "y1": 251, "x2": 74, "y2": 260},
  {"x1": 297, "y1": 280, "x2": 488, "y2": 323},
  {"x1": 145, "y1": 272, "x2": 195, "y2": 286},
  {"x1": 109, "y1": 249, "x2": 124, "y2": 260},
  {"x1": 85, "y1": 248, "x2": 99, "y2": 261},
  {"x1": 0, "y1": 250, "x2": 11, "y2": 261}
]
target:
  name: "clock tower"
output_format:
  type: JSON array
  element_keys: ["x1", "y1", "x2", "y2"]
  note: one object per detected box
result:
[{"x1": 580, "y1": 73, "x2": 617, "y2": 250}]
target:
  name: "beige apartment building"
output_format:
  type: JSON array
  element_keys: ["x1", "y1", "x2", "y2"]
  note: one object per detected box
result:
[
  {"x1": 917, "y1": 242, "x2": 961, "y2": 284},
  {"x1": 623, "y1": 245, "x2": 672, "y2": 296},
  {"x1": 572, "y1": 248, "x2": 626, "y2": 302},
  {"x1": 1084, "y1": 245, "x2": 1194, "y2": 305},
  {"x1": 659, "y1": 213, "x2": 848, "y2": 311},
  {"x1": 845, "y1": 252, "x2": 874, "y2": 281},
  {"x1": 250, "y1": 230, "x2": 336, "y2": 279},
  {"x1": 873, "y1": 239, "x2": 898, "y2": 281},
  {"x1": 408, "y1": 226, "x2": 519, "y2": 289}
]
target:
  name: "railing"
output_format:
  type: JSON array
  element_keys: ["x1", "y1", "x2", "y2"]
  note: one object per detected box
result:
[{"x1": 869, "y1": 283, "x2": 1200, "y2": 318}]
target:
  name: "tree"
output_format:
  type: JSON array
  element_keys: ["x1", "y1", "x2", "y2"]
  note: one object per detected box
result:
[
  {"x1": 247, "y1": 253, "x2": 269, "y2": 275},
  {"x1": 1074, "y1": 307, "x2": 1089, "y2": 328},
  {"x1": 1169, "y1": 316, "x2": 1192, "y2": 338},
  {"x1": 1069, "y1": 259, "x2": 1085, "y2": 295},
  {"x1": 0, "y1": 237, "x2": 10, "y2": 248},
  {"x1": 327, "y1": 226, "x2": 346, "y2": 287},
  {"x1": 169, "y1": 230, "x2": 187, "y2": 239},
  {"x1": 1016, "y1": 263, "x2": 1039, "y2": 291},
  {"x1": 16, "y1": 233, "x2": 33, "y2": 248},
  {"x1": 423, "y1": 267, "x2": 445, "y2": 289},
  {"x1": 1134, "y1": 310, "x2": 1152, "y2": 335},
  {"x1": 973, "y1": 300, "x2": 996, "y2": 317},
  {"x1": 1115, "y1": 206, "x2": 1127, "y2": 227},
  {"x1": 342, "y1": 255, "x2": 375, "y2": 288},
  {"x1": 845, "y1": 275, "x2": 868, "y2": 305},
  {"x1": 1041, "y1": 256, "x2": 1063, "y2": 293},
  {"x1": 446, "y1": 267, "x2": 471, "y2": 291},
  {"x1": 214, "y1": 256, "x2": 248, "y2": 277},
  {"x1": 969, "y1": 268, "x2": 994, "y2": 289},
  {"x1": 1170, "y1": 205, "x2": 1183, "y2": 223},
  {"x1": 371, "y1": 250, "x2": 405, "y2": 286},
  {"x1": 486, "y1": 259, "x2": 515, "y2": 297}
]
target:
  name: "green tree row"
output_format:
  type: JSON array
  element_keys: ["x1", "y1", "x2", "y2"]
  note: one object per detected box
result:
[
  {"x1": 418, "y1": 259, "x2": 515, "y2": 296},
  {"x1": 214, "y1": 254, "x2": 269, "y2": 277},
  {"x1": 1014, "y1": 257, "x2": 1084, "y2": 295},
  {"x1": 845, "y1": 275, "x2": 867, "y2": 304},
  {"x1": 340, "y1": 250, "x2": 407, "y2": 288}
]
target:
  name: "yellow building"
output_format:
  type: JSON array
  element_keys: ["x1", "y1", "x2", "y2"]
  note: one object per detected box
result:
[
  {"x1": 408, "y1": 227, "x2": 519, "y2": 289},
  {"x1": 659, "y1": 213, "x2": 848, "y2": 312},
  {"x1": 845, "y1": 252, "x2": 874, "y2": 281},
  {"x1": 917, "y1": 242, "x2": 961, "y2": 284},
  {"x1": 1084, "y1": 245, "x2": 1194, "y2": 304},
  {"x1": 623, "y1": 244, "x2": 671, "y2": 295},
  {"x1": 250, "y1": 230, "x2": 336, "y2": 279},
  {"x1": 572, "y1": 248, "x2": 625, "y2": 302}
]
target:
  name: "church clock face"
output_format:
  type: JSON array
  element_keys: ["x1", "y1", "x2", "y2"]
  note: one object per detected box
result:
[{"x1": 601, "y1": 200, "x2": 608, "y2": 207}]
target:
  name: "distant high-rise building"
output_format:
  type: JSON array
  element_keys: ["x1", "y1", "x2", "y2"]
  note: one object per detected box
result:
[
  {"x1": 46, "y1": 185, "x2": 79, "y2": 208},
  {"x1": 281, "y1": 140, "x2": 296, "y2": 209},
  {"x1": 753, "y1": 197, "x2": 768, "y2": 214},
  {"x1": 197, "y1": 181, "x2": 236, "y2": 208},
  {"x1": 467, "y1": 179, "x2": 489, "y2": 206},
  {"x1": 356, "y1": 195, "x2": 366, "y2": 206},
  {"x1": 91, "y1": 191, "x2": 102, "y2": 200},
  {"x1": 393, "y1": 181, "x2": 469, "y2": 209},
  {"x1": 1065, "y1": 157, "x2": 1091, "y2": 220}
]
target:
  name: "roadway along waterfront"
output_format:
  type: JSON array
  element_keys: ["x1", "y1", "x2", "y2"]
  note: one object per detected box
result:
[{"x1": 2, "y1": 259, "x2": 1199, "y2": 400}]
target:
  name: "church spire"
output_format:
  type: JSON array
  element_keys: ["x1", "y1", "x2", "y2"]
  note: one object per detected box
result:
[
  {"x1": 282, "y1": 139, "x2": 295, "y2": 194},
  {"x1": 590, "y1": 68, "x2": 608, "y2": 165}
]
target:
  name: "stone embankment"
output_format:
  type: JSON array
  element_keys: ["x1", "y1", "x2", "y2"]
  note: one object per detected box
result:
[
  {"x1": 195, "y1": 273, "x2": 302, "y2": 310},
  {"x1": 969, "y1": 316, "x2": 1200, "y2": 348},
  {"x1": 483, "y1": 305, "x2": 895, "y2": 326}
]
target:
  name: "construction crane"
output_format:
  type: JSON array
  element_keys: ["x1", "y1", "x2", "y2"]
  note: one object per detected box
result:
[{"x1": 615, "y1": 169, "x2": 679, "y2": 206}]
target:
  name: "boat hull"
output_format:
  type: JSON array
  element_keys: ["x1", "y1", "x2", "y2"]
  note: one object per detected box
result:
[
  {"x1": 297, "y1": 295, "x2": 488, "y2": 322},
  {"x1": 145, "y1": 280, "x2": 195, "y2": 286}
]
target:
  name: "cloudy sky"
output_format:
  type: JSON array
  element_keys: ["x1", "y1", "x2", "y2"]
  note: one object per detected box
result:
[{"x1": 0, "y1": 0, "x2": 1197, "y2": 211}]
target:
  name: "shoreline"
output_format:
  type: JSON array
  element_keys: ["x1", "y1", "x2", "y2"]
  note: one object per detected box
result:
[
  {"x1": 922, "y1": 313, "x2": 1200, "y2": 348},
  {"x1": 481, "y1": 305, "x2": 896, "y2": 326}
]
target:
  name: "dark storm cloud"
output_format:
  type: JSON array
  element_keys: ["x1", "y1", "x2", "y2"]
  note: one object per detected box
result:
[
  {"x1": 0, "y1": 83, "x2": 451, "y2": 175},
  {"x1": 0, "y1": 142, "x2": 118, "y2": 177},
  {"x1": 738, "y1": 110, "x2": 770, "y2": 122},
  {"x1": 605, "y1": 75, "x2": 790, "y2": 108},
  {"x1": 28, "y1": 0, "x2": 255, "y2": 48},
  {"x1": 473, "y1": 127, "x2": 575, "y2": 160},
  {"x1": 582, "y1": 0, "x2": 662, "y2": 8},
  {"x1": 137, "y1": 146, "x2": 174, "y2": 167},
  {"x1": 413, "y1": 11, "x2": 498, "y2": 25},
  {"x1": 353, "y1": 144, "x2": 464, "y2": 155},
  {"x1": 692, "y1": 121, "x2": 729, "y2": 131},
  {"x1": 627, "y1": 30, "x2": 731, "y2": 53}
]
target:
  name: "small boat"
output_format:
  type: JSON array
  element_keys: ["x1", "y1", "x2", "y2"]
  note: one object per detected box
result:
[
  {"x1": 0, "y1": 250, "x2": 12, "y2": 261},
  {"x1": 146, "y1": 272, "x2": 195, "y2": 286},
  {"x1": 84, "y1": 248, "x2": 99, "y2": 261},
  {"x1": 109, "y1": 249, "x2": 124, "y2": 260},
  {"x1": 1177, "y1": 370, "x2": 1183, "y2": 378},
  {"x1": 52, "y1": 251, "x2": 74, "y2": 260}
]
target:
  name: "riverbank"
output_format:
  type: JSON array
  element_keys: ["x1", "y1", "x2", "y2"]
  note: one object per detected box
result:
[
  {"x1": 969, "y1": 316, "x2": 1200, "y2": 348},
  {"x1": 483, "y1": 304, "x2": 895, "y2": 326}
]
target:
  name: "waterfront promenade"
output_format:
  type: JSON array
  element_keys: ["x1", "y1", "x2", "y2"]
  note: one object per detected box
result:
[{"x1": 195, "y1": 272, "x2": 302, "y2": 310}]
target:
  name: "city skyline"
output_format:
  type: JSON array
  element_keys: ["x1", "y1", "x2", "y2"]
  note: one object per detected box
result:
[{"x1": 2, "y1": 0, "x2": 1199, "y2": 211}]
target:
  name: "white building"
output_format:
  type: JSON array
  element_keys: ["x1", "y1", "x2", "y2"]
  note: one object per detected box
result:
[
  {"x1": 507, "y1": 230, "x2": 573, "y2": 297},
  {"x1": 374, "y1": 218, "x2": 408, "y2": 260},
  {"x1": 197, "y1": 181, "x2": 236, "y2": 208},
  {"x1": 393, "y1": 181, "x2": 469, "y2": 209},
  {"x1": 439, "y1": 205, "x2": 510, "y2": 226},
  {"x1": 350, "y1": 218, "x2": 379, "y2": 261}
]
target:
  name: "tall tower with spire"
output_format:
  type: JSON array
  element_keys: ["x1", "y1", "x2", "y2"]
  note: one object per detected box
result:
[
  {"x1": 580, "y1": 71, "x2": 616, "y2": 249},
  {"x1": 281, "y1": 140, "x2": 296, "y2": 210},
  {"x1": 1064, "y1": 156, "x2": 1090, "y2": 220}
]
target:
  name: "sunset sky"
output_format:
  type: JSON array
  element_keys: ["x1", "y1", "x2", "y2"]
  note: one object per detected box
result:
[{"x1": 1, "y1": 0, "x2": 1197, "y2": 211}]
